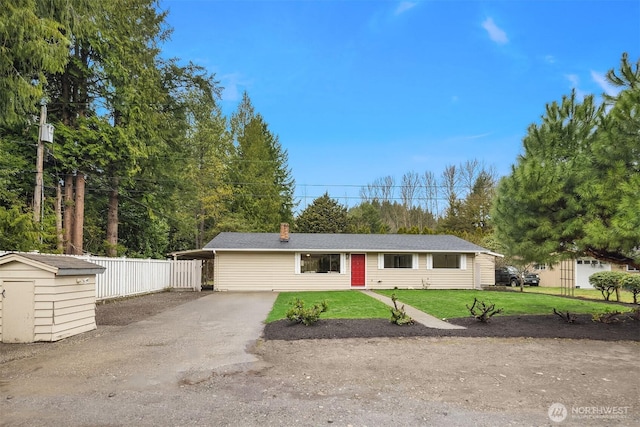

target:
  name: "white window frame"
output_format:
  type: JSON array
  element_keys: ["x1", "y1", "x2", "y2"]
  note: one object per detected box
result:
[
  {"x1": 295, "y1": 253, "x2": 346, "y2": 274},
  {"x1": 427, "y1": 253, "x2": 466, "y2": 270},
  {"x1": 378, "y1": 253, "x2": 418, "y2": 270}
]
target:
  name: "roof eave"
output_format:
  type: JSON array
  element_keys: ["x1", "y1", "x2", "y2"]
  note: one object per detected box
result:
[
  {"x1": 211, "y1": 248, "x2": 494, "y2": 253},
  {"x1": 56, "y1": 267, "x2": 106, "y2": 276}
]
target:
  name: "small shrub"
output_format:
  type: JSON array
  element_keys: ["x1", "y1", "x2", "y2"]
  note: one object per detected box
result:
[
  {"x1": 389, "y1": 293, "x2": 414, "y2": 325},
  {"x1": 592, "y1": 307, "x2": 639, "y2": 324},
  {"x1": 466, "y1": 298, "x2": 503, "y2": 323},
  {"x1": 622, "y1": 274, "x2": 640, "y2": 304},
  {"x1": 553, "y1": 308, "x2": 577, "y2": 323},
  {"x1": 285, "y1": 298, "x2": 328, "y2": 326},
  {"x1": 592, "y1": 310, "x2": 626, "y2": 324},
  {"x1": 589, "y1": 271, "x2": 626, "y2": 301}
]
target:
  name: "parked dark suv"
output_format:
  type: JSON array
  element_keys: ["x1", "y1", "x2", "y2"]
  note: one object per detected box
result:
[
  {"x1": 495, "y1": 266, "x2": 522, "y2": 287},
  {"x1": 495, "y1": 266, "x2": 541, "y2": 286}
]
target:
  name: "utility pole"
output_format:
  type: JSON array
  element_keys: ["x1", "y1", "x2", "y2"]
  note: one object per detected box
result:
[
  {"x1": 33, "y1": 99, "x2": 54, "y2": 225},
  {"x1": 33, "y1": 101, "x2": 47, "y2": 223}
]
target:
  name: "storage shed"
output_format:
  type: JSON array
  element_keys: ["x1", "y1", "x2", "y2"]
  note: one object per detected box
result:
[{"x1": 0, "y1": 253, "x2": 106, "y2": 343}]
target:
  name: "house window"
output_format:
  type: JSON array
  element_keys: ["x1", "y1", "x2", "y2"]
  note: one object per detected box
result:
[
  {"x1": 627, "y1": 265, "x2": 639, "y2": 272},
  {"x1": 300, "y1": 253, "x2": 341, "y2": 273},
  {"x1": 427, "y1": 254, "x2": 466, "y2": 270},
  {"x1": 533, "y1": 264, "x2": 546, "y2": 270},
  {"x1": 378, "y1": 253, "x2": 417, "y2": 269},
  {"x1": 432, "y1": 254, "x2": 461, "y2": 269}
]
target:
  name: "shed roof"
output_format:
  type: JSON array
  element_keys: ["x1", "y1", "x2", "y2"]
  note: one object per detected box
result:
[
  {"x1": 0, "y1": 253, "x2": 106, "y2": 276},
  {"x1": 205, "y1": 232, "x2": 492, "y2": 254}
]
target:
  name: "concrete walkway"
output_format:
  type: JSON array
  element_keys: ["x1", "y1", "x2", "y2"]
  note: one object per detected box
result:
[{"x1": 361, "y1": 290, "x2": 466, "y2": 330}]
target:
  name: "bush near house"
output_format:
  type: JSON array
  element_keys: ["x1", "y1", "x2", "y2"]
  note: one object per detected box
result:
[
  {"x1": 622, "y1": 274, "x2": 640, "y2": 304},
  {"x1": 589, "y1": 271, "x2": 627, "y2": 301},
  {"x1": 285, "y1": 298, "x2": 328, "y2": 326}
]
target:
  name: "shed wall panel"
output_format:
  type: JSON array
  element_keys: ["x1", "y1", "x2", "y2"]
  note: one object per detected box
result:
[
  {"x1": 34, "y1": 290, "x2": 95, "y2": 302},
  {"x1": 36, "y1": 283, "x2": 95, "y2": 295},
  {"x1": 51, "y1": 317, "x2": 96, "y2": 334},
  {"x1": 50, "y1": 297, "x2": 96, "y2": 310},
  {"x1": 50, "y1": 322, "x2": 96, "y2": 341},
  {"x1": 0, "y1": 267, "x2": 54, "y2": 279}
]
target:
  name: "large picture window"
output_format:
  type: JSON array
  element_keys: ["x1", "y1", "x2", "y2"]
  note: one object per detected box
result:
[
  {"x1": 382, "y1": 254, "x2": 414, "y2": 269},
  {"x1": 300, "y1": 253, "x2": 341, "y2": 273}
]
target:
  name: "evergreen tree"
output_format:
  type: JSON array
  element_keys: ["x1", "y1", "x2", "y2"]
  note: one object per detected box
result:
[
  {"x1": 493, "y1": 53, "x2": 639, "y2": 269},
  {"x1": 225, "y1": 95, "x2": 294, "y2": 232},
  {"x1": 296, "y1": 193, "x2": 348, "y2": 233},
  {"x1": 347, "y1": 201, "x2": 386, "y2": 233},
  {"x1": 0, "y1": 0, "x2": 70, "y2": 127}
]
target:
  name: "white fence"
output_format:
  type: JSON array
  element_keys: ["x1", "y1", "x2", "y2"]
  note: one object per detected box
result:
[
  {"x1": 77, "y1": 256, "x2": 203, "y2": 301},
  {"x1": 0, "y1": 252, "x2": 202, "y2": 301}
]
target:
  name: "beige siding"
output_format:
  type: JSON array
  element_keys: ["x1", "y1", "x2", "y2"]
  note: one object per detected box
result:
[
  {"x1": 215, "y1": 251, "x2": 484, "y2": 291},
  {"x1": 0, "y1": 264, "x2": 55, "y2": 279},
  {"x1": 535, "y1": 264, "x2": 564, "y2": 287},
  {"x1": 475, "y1": 253, "x2": 496, "y2": 288},
  {"x1": 365, "y1": 253, "x2": 474, "y2": 290},
  {"x1": 215, "y1": 252, "x2": 351, "y2": 291}
]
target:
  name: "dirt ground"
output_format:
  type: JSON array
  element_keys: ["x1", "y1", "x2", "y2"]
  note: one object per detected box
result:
[{"x1": 2, "y1": 291, "x2": 639, "y2": 426}]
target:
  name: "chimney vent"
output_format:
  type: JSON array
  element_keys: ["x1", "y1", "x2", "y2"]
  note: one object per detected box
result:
[{"x1": 280, "y1": 223, "x2": 290, "y2": 242}]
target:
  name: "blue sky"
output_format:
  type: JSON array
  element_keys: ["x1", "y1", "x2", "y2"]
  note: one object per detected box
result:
[{"x1": 162, "y1": 0, "x2": 639, "y2": 210}]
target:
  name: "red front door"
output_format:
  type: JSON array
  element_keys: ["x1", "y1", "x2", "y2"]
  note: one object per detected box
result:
[{"x1": 351, "y1": 254, "x2": 365, "y2": 287}]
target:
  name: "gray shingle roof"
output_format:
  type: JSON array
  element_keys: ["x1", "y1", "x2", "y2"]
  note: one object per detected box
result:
[
  {"x1": 205, "y1": 232, "x2": 490, "y2": 253},
  {"x1": 0, "y1": 253, "x2": 106, "y2": 276}
]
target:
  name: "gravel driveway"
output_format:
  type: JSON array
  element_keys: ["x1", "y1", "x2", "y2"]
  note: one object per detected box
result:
[{"x1": 1, "y1": 291, "x2": 638, "y2": 426}]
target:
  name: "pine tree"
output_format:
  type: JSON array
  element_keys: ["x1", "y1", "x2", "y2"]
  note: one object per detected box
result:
[
  {"x1": 225, "y1": 94, "x2": 294, "y2": 232},
  {"x1": 493, "y1": 53, "x2": 640, "y2": 269},
  {"x1": 296, "y1": 193, "x2": 348, "y2": 233}
]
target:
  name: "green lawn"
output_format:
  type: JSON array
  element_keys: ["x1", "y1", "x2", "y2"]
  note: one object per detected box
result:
[
  {"x1": 265, "y1": 291, "x2": 391, "y2": 323},
  {"x1": 523, "y1": 286, "x2": 636, "y2": 304},
  {"x1": 375, "y1": 289, "x2": 632, "y2": 319}
]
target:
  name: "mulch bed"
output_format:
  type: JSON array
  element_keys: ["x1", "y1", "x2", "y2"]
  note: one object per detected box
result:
[{"x1": 263, "y1": 315, "x2": 640, "y2": 342}]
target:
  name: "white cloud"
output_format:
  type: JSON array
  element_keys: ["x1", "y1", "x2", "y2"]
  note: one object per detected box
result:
[
  {"x1": 590, "y1": 70, "x2": 619, "y2": 97},
  {"x1": 565, "y1": 74, "x2": 586, "y2": 99},
  {"x1": 220, "y1": 73, "x2": 250, "y2": 102},
  {"x1": 481, "y1": 17, "x2": 508, "y2": 45},
  {"x1": 566, "y1": 74, "x2": 579, "y2": 87},
  {"x1": 395, "y1": 1, "x2": 418, "y2": 16},
  {"x1": 544, "y1": 55, "x2": 556, "y2": 64}
]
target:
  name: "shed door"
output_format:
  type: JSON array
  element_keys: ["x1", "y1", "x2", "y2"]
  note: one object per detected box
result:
[
  {"x1": 2, "y1": 281, "x2": 35, "y2": 343},
  {"x1": 351, "y1": 254, "x2": 365, "y2": 287}
]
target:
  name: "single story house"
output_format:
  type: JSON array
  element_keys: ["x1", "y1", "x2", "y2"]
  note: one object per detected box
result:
[{"x1": 204, "y1": 224, "x2": 499, "y2": 291}]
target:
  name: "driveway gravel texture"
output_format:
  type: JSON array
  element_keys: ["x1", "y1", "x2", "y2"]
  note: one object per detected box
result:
[{"x1": 1, "y1": 291, "x2": 638, "y2": 427}]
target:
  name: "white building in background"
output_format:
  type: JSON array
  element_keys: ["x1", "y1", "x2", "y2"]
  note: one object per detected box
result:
[{"x1": 532, "y1": 257, "x2": 637, "y2": 288}]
